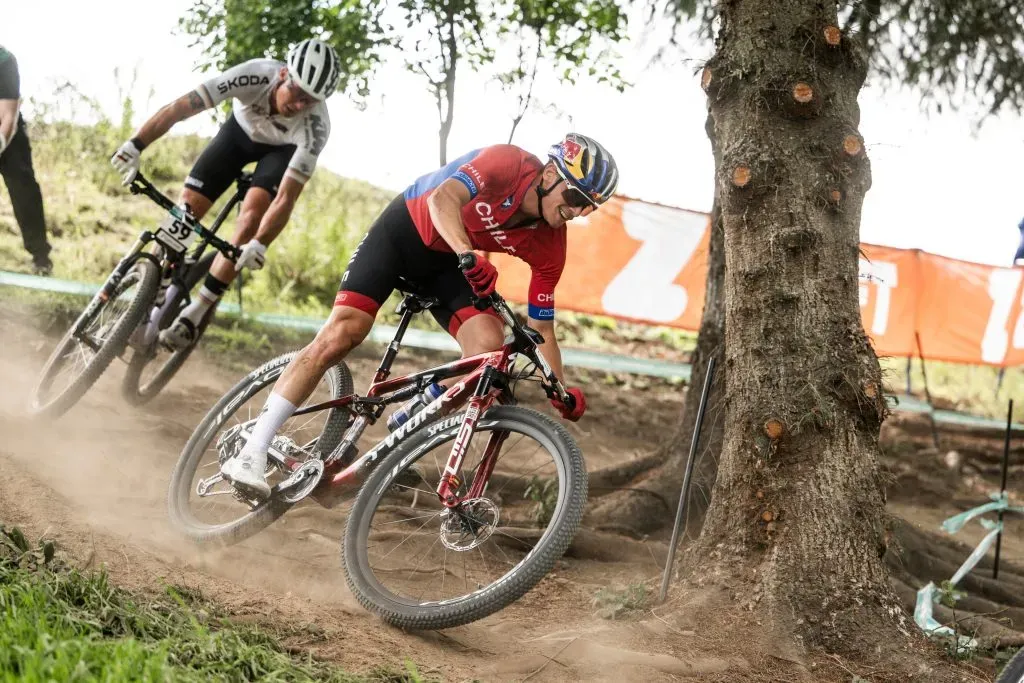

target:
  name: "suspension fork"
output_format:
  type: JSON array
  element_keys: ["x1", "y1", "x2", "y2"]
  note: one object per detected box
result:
[
  {"x1": 77, "y1": 236, "x2": 154, "y2": 331},
  {"x1": 437, "y1": 366, "x2": 502, "y2": 507}
]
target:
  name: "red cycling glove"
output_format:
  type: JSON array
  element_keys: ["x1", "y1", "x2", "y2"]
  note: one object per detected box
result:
[
  {"x1": 459, "y1": 252, "x2": 499, "y2": 297},
  {"x1": 552, "y1": 387, "x2": 586, "y2": 421}
]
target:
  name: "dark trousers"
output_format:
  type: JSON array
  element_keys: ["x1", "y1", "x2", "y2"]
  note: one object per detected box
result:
[{"x1": 0, "y1": 116, "x2": 50, "y2": 261}]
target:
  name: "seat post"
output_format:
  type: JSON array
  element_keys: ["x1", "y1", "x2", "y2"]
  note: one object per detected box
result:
[{"x1": 373, "y1": 299, "x2": 417, "y2": 382}]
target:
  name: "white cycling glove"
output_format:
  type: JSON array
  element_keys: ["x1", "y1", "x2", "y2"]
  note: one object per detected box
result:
[
  {"x1": 110, "y1": 139, "x2": 143, "y2": 185},
  {"x1": 235, "y1": 239, "x2": 267, "y2": 272}
]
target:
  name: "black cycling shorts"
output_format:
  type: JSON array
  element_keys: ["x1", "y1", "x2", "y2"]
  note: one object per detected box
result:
[
  {"x1": 335, "y1": 194, "x2": 498, "y2": 337},
  {"x1": 184, "y1": 114, "x2": 295, "y2": 201}
]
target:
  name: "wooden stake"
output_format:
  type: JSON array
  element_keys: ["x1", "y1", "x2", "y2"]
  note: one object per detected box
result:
[{"x1": 732, "y1": 165, "x2": 751, "y2": 187}]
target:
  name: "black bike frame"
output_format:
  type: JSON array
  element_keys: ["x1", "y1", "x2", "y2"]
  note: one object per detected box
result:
[{"x1": 75, "y1": 172, "x2": 245, "y2": 346}]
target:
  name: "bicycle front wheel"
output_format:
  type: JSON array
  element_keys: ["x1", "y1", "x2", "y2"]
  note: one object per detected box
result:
[
  {"x1": 30, "y1": 259, "x2": 160, "y2": 418},
  {"x1": 121, "y1": 253, "x2": 216, "y2": 405},
  {"x1": 343, "y1": 405, "x2": 587, "y2": 630},
  {"x1": 998, "y1": 647, "x2": 1024, "y2": 683}
]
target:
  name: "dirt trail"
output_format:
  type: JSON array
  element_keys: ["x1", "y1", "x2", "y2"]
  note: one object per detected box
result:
[{"x1": 0, "y1": 311, "x2": 752, "y2": 682}]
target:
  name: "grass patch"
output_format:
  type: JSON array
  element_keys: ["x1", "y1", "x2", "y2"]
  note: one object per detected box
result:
[
  {"x1": 0, "y1": 525, "x2": 432, "y2": 682},
  {"x1": 592, "y1": 581, "x2": 650, "y2": 620}
]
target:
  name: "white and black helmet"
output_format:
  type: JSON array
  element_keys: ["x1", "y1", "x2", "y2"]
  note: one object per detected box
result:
[{"x1": 286, "y1": 38, "x2": 341, "y2": 101}]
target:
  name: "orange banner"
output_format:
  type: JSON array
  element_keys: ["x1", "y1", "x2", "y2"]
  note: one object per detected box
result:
[{"x1": 491, "y1": 197, "x2": 1023, "y2": 367}]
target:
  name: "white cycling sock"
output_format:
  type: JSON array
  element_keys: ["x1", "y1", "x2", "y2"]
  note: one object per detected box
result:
[
  {"x1": 242, "y1": 392, "x2": 298, "y2": 456},
  {"x1": 180, "y1": 284, "x2": 221, "y2": 326}
]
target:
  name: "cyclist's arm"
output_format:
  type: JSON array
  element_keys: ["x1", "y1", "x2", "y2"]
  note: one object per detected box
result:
[
  {"x1": 132, "y1": 90, "x2": 209, "y2": 148},
  {"x1": 252, "y1": 174, "x2": 305, "y2": 245},
  {"x1": 426, "y1": 178, "x2": 475, "y2": 253},
  {"x1": 531, "y1": 319, "x2": 566, "y2": 381}
]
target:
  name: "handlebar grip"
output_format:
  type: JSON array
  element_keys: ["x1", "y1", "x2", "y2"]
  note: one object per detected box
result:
[{"x1": 458, "y1": 251, "x2": 477, "y2": 271}]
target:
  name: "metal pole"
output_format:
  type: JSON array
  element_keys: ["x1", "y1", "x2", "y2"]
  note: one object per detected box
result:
[
  {"x1": 915, "y1": 332, "x2": 940, "y2": 451},
  {"x1": 994, "y1": 398, "x2": 1013, "y2": 580},
  {"x1": 659, "y1": 355, "x2": 716, "y2": 604}
]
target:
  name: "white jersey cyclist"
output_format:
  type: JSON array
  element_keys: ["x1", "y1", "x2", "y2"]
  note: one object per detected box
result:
[
  {"x1": 196, "y1": 58, "x2": 331, "y2": 182},
  {"x1": 108, "y1": 38, "x2": 342, "y2": 359}
]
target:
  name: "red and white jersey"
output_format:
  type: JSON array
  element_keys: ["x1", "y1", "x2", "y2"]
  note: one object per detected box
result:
[{"x1": 403, "y1": 145, "x2": 566, "y2": 321}]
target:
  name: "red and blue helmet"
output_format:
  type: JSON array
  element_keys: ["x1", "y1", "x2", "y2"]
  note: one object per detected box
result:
[{"x1": 547, "y1": 133, "x2": 619, "y2": 207}]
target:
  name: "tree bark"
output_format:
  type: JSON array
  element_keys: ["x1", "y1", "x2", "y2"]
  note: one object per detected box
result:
[{"x1": 684, "y1": 0, "x2": 906, "y2": 653}]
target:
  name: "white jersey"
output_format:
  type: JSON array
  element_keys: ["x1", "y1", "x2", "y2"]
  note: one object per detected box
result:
[{"x1": 197, "y1": 59, "x2": 330, "y2": 183}]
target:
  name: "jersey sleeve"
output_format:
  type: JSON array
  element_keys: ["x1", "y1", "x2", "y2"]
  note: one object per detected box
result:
[
  {"x1": 452, "y1": 145, "x2": 524, "y2": 200},
  {"x1": 525, "y1": 230, "x2": 567, "y2": 322},
  {"x1": 286, "y1": 105, "x2": 330, "y2": 183},
  {"x1": 0, "y1": 52, "x2": 20, "y2": 100},
  {"x1": 197, "y1": 59, "x2": 272, "y2": 109}
]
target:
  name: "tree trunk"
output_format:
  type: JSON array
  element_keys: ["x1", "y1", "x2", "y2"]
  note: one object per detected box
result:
[
  {"x1": 686, "y1": 0, "x2": 906, "y2": 653},
  {"x1": 587, "y1": 113, "x2": 725, "y2": 538}
]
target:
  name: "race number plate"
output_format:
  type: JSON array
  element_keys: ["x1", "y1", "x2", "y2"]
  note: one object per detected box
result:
[{"x1": 155, "y1": 209, "x2": 199, "y2": 254}]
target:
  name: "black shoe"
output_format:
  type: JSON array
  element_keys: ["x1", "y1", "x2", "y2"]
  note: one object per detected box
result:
[{"x1": 32, "y1": 255, "x2": 53, "y2": 276}]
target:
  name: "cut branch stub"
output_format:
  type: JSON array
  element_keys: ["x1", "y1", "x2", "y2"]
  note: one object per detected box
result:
[
  {"x1": 761, "y1": 510, "x2": 774, "y2": 523},
  {"x1": 701, "y1": 66, "x2": 713, "y2": 92},
  {"x1": 862, "y1": 381, "x2": 878, "y2": 399},
  {"x1": 828, "y1": 188, "x2": 843, "y2": 205},
  {"x1": 792, "y1": 82, "x2": 814, "y2": 104},
  {"x1": 823, "y1": 26, "x2": 842, "y2": 47},
  {"x1": 732, "y1": 165, "x2": 751, "y2": 188},
  {"x1": 842, "y1": 134, "x2": 864, "y2": 157},
  {"x1": 764, "y1": 418, "x2": 785, "y2": 440}
]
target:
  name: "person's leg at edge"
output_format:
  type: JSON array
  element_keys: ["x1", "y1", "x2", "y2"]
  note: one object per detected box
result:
[
  {"x1": 162, "y1": 187, "x2": 271, "y2": 348},
  {"x1": 220, "y1": 302, "x2": 375, "y2": 496}
]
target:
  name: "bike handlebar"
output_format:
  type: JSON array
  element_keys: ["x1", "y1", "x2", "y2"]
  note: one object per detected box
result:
[
  {"x1": 128, "y1": 172, "x2": 242, "y2": 262},
  {"x1": 472, "y1": 291, "x2": 573, "y2": 407}
]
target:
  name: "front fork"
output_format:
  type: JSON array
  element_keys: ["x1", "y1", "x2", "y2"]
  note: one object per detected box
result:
[
  {"x1": 75, "y1": 235, "x2": 153, "y2": 339},
  {"x1": 436, "y1": 366, "x2": 505, "y2": 507}
]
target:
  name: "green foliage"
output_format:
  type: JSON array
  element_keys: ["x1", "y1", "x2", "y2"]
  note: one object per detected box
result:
[
  {"x1": 180, "y1": 0, "x2": 389, "y2": 100},
  {"x1": 657, "y1": 0, "x2": 1024, "y2": 119},
  {"x1": 524, "y1": 476, "x2": 559, "y2": 525},
  {"x1": 493, "y1": 0, "x2": 629, "y2": 140},
  {"x1": 0, "y1": 525, "x2": 430, "y2": 682},
  {"x1": 936, "y1": 579, "x2": 966, "y2": 608}
]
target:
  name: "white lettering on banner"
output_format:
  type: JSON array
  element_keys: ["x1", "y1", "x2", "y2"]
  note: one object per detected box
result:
[
  {"x1": 982, "y1": 269, "x2": 1024, "y2": 364},
  {"x1": 601, "y1": 203, "x2": 706, "y2": 323},
  {"x1": 858, "y1": 259, "x2": 897, "y2": 335}
]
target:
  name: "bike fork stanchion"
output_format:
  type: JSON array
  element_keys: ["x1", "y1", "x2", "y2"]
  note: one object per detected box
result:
[
  {"x1": 658, "y1": 355, "x2": 716, "y2": 604},
  {"x1": 994, "y1": 398, "x2": 1014, "y2": 580}
]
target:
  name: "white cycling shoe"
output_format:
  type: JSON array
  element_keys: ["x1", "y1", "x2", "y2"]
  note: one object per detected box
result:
[
  {"x1": 220, "y1": 448, "x2": 271, "y2": 499},
  {"x1": 159, "y1": 317, "x2": 197, "y2": 351}
]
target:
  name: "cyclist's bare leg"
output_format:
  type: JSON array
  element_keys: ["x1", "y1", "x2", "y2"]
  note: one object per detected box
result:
[
  {"x1": 164, "y1": 188, "x2": 271, "y2": 347},
  {"x1": 273, "y1": 305, "x2": 374, "y2": 405},
  {"x1": 179, "y1": 188, "x2": 213, "y2": 221},
  {"x1": 454, "y1": 314, "x2": 505, "y2": 357},
  {"x1": 206, "y1": 187, "x2": 272, "y2": 286},
  {"x1": 221, "y1": 305, "x2": 374, "y2": 495}
]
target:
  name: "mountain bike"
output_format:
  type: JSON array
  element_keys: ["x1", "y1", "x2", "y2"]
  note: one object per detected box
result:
[
  {"x1": 168, "y1": 289, "x2": 587, "y2": 630},
  {"x1": 29, "y1": 171, "x2": 246, "y2": 418}
]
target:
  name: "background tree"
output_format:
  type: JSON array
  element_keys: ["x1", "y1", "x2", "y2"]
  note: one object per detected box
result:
[
  {"x1": 590, "y1": 0, "x2": 1024, "y2": 541},
  {"x1": 396, "y1": 0, "x2": 493, "y2": 165},
  {"x1": 180, "y1": 0, "x2": 388, "y2": 100},
  {"x1": 492, "y1": 0, "x2": 628, "y2": 143}
]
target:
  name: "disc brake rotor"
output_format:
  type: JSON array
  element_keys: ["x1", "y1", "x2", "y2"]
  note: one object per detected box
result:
[{"x1": 440, "y1": 498, "x2": 500, "y2": 551}]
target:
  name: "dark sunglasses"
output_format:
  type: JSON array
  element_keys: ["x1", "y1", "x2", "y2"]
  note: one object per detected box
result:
[{"x1": 562, "y1": 185, "x2": 596, "y2": 209}]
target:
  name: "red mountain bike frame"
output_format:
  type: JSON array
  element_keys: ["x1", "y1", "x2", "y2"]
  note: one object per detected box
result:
[{"x1": 287, "y1": 293, "x2": 565, "y2": 509}]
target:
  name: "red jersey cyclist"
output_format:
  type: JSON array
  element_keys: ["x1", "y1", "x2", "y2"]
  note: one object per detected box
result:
[{"x1": 221, "y1": 133, "x2": 619, "y2": 497}]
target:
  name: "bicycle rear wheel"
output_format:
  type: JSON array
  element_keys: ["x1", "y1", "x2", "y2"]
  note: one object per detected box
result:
[
  {"x1": 30, "y1": 260, "x2": 160, "y2": 418},
  {"x1": 167, "y1": 351, "x2": 353, "y2": 546},
  {"x1": 121, "y1": 253, "x2": 216, "y2": 405},
  {"x1": 343, "y1": 405, "x2": 587, "y2": 630}
]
